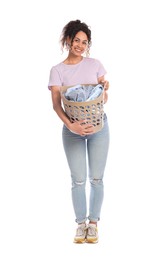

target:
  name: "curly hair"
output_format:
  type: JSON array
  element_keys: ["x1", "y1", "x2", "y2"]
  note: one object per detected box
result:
[{"x1": 60, "y1": 19, "x2": 92, "y2": 51}]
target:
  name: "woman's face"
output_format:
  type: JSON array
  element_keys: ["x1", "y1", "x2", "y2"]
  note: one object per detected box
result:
[{"x1": 68, "y1": 31, "x2": 88, "y2": 56}]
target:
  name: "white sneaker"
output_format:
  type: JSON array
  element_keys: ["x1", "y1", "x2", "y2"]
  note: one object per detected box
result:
[
  {"x1": 74, "y1": 223, "x2": 87, "y2": 243},
  {"x1": 86, "y1": 223, "x2": 98, "y2": 243}
]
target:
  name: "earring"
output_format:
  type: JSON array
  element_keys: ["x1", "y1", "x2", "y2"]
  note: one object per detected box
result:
[
  {"x1": 66, "y1": 43, "x2": 71, "y2": 51},
  {"x1": 85, "y1": 47, "x2": 90, "y2": 57}
]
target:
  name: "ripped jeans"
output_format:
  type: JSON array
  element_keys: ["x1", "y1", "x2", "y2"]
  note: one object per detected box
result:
[{"x1": 62, "y1": 115, "x2": 109, "y2": 223}]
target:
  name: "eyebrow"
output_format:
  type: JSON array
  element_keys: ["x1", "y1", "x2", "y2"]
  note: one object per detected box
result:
[{"x1": 74, "y1": 37, "x2": 88, "y2": 43}]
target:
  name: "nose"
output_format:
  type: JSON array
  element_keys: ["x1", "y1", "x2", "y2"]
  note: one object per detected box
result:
[
  {"x1": 77, "y1": 40, "x2": 83, "y2": 47},
  {"x1": 77, "y1": 43, "x2": 82, "y2": 48}
]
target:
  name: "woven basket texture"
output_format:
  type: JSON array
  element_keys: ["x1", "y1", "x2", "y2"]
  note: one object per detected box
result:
[{"x1": 61, "y1": 84, "x2": 104, "y2": 133}]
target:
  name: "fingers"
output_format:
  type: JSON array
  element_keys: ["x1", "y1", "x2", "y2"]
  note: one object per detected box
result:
[
  {"x1": 104, "y1": 81, "x2": 110, "y2": 91},
  {"x1": 100, "y1": 80, "x2": 110, "y2": 91},
  {"x1": 81, "y1": 128, "x2": 95, "y2": 136},
  {"x1": 81, "y1": 124, "x2": 95, "y2": 136},
  {"x1": 73, "y1": 119, "x2": 95, "y2": 136}
]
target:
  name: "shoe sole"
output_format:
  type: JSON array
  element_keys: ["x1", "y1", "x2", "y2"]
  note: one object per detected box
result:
[
  {"x1": 86, "y1": 238, "x2": 98, "y2": 243},
  {"x1": 74, "y1": 239, "x2": 86, "y2": 244}
]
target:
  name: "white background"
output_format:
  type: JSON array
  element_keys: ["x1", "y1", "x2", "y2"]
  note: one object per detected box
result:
[{"x1": 0, "y1": 0, "x2": 164, "y2": 259}]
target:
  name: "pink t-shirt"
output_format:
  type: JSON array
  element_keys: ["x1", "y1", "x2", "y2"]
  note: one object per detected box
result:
[{"x1": 48, "y1": 57, "x2": 107, "y2": 89}]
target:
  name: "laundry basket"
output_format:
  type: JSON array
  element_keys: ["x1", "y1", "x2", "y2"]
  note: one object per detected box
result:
[{"x1": 61, "y1": 84, "x2": 104, "y2": 133}]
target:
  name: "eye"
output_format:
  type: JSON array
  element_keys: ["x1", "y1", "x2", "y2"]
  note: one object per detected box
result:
[{"x1": 74, "y1": 39, "x2": 80, "y2": 43}]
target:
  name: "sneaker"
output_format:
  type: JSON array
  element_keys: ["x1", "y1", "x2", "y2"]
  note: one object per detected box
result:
[
  {"x1": 86, "y1": 223, "x2": 98, "y2": 243},
  {"x1": 74, "y1": 223, "x2": 87, "y2": 243}
]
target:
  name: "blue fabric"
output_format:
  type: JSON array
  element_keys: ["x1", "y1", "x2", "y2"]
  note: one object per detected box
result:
[{"x1": 64, "y1": 84, "x2": 103, "y2": 102}]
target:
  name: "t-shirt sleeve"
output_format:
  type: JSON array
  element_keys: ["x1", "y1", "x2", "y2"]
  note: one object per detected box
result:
[
  {"x1": 48, "y1": 66, "x2": 62, "y2": 90},
  {"x1": 96, "y1": 59, "x2": 107, "y2": 78}
]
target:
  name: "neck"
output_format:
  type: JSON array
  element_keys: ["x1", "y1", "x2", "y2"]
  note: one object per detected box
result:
[{"x1": 63, "y1": 55, "x2": 83, "y2": 65}]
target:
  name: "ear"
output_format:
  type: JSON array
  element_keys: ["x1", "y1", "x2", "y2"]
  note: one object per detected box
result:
[{"x1": 66, "y1": 36, "x2": 71, "y2": 45}]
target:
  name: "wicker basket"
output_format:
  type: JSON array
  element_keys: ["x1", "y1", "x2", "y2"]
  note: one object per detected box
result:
[{"x1": 61, "y1": 84, "x2": 104, "y2": 133}]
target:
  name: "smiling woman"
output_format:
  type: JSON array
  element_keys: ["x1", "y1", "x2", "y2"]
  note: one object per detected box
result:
[
  {"x1": 63, "y1": 31, "x2": 89, "y2": 63},
  {"x1": 60, "y1": 19, "x2": 91, "y2": 58},
  {"x1": 48, "y1": 19, "x2": 110, "y2": 244}
]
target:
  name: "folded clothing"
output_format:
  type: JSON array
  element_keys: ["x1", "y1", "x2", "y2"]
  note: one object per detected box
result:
[{"x1": 64, "y1": 84, "x2": 103, "y2": 102}]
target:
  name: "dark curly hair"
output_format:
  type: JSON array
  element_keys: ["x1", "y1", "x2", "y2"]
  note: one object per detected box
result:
[{"x1": 60, "y1": 19, "x2": 92, "y2": 50}]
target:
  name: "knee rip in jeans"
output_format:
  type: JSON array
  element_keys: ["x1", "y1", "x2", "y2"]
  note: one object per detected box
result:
[
  {"x1": 72, "y1": 181, "x2": 85, "y2": 187},
  {"x1": 90, "y1": 178, "x2": 102, "y2": 185}
]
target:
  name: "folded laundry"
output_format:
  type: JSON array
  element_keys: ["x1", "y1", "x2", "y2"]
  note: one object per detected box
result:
[{"x1": 64, "y1": 84, "x2": 103, "y2": 102}]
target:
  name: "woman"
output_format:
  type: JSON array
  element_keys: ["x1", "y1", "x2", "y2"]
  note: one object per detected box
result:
[{"x1": 48, "y1": 19, "x2": 110, "y2": 243}]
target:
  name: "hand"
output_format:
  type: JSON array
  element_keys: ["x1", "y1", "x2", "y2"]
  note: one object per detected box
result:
[
  {"x1": 100, "y1": 80, "x2": 110, "y2": 91},
  {"x1": 103, "y1": 80, "x2": 110, "y2": 91},
  {"x1": 99, "y1": 80, "x2": 109, "y2": 104},
  {"x1": 69, "y1": 120, "x2": 95, "y2": 136}
]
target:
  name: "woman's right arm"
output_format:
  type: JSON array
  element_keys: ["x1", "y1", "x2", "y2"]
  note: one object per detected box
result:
[
  {"x1": 51, "y1": 86, "x2": 72, "y2": 129},
  {"x1": 51, "y1": 86, "x2": 94, "y2": 135}
]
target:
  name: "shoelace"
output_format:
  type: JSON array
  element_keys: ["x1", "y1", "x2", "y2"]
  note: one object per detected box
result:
[
  {"x1": 76, "y1": 225, "x2": 87, "y2": 236},
  {"x1": 88, "y1": 225, "x2": 97, "y2": 236}
]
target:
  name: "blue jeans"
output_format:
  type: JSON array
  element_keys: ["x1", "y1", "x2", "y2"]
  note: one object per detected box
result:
[{"x1": 62, "y1": 115, "x2": 110, "y2": 223}]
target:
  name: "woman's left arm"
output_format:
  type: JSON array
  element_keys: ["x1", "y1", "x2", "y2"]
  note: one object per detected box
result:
[{"x1": 98, "y1": 76, "x2": 110, "y2": 104}]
